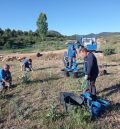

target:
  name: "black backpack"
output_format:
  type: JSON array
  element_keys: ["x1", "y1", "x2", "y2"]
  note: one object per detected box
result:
[{"x1": 59, "y1": 92, "x2": 84, "y2": 112}]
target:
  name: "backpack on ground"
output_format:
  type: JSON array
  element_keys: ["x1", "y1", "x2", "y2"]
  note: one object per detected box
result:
[
  {"x1": 81, "y1": 92, "x2": 110, "y2": 119},
  {"x1": 59, "y1": 92, "x2": 110, "y2": 119},
  {"x1": 60, "y1": 92, "x2": 84, "y2": 112}
]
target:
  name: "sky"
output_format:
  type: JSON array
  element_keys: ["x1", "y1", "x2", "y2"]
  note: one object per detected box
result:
[{"x1": 0, "y1": 0, "x2": 120, "y2": 35}]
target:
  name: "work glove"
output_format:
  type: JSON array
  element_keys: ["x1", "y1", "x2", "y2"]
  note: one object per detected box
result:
[{"x1": 84, "y1": 75, "x2": 88, "y2": 80}]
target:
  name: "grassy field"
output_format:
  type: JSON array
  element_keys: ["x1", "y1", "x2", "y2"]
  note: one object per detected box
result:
[
  {"x1": 0, "y1": 50, "x2": 120, "y2": 129},
  {"x1": 0, "y1": 41, "x2": 67, "y2": 55}
]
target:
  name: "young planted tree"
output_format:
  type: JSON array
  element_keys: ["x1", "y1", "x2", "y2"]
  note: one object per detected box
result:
[{"x1": 37, "y1": 12, "x2": 48, "y2": 41}]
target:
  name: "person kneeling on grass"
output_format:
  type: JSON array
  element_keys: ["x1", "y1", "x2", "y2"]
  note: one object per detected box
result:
[
  {"x1": 21, "y1": 58, "x2": 33, "y2": 71},
  {"x1": 0, "y1": 64, "x2": 12, "y2": 94},
  {"x1": 79, "y1": 47, "x2": 99, "y2": 99}
]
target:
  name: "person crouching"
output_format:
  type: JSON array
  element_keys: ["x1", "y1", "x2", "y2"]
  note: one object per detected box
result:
[
  {"x1": 21, "y1": 58, "x2": 33, "y2": 71},
  {"x1": 0, "y1": 64, "x2": 12, "y2": 95}
]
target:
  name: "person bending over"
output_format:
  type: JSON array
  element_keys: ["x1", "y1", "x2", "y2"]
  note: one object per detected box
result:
[{"x1": 21, "y1": 58, "x2": 33, "y2": 71}]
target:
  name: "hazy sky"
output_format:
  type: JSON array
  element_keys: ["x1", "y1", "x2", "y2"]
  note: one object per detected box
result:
[{"x1": 0, "y1": 0, "x2": 120, "y2": 35}]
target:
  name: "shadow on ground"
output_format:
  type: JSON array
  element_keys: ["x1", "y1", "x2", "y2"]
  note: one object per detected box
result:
[
  {"x1": 29, "y1": 76, "x2": 63, "y2": 84},
  {"x1": 98, "y1": 83, "x2": 120, "y2": 96},
  {"x1": 97, "y1": 83, "x2": 120, "y2": 119},
  {"x1": 4, "y1": 94, "x2": 14, "y2": 100},
  {"x1": 60, "y1": 70, "x2": 84, "y2": 78},
  {"x1": 109, "y1": 102, "x2": 120, "y2": 112},
  {"x1": 99, "y1": 64, "x2": 120, "y2": 68},
  {"x1": 34, "y1": 66, "x2": 59, "y2": 71},
  {"x1": 10, "y1": 84, "x2": 18, "y2": 89},
  {"x1": 99, "y1": 72, "x2": 113, "y2": 77},
  {"x1": 100, "y1": 102, "x2": 120, "y2": 120}
]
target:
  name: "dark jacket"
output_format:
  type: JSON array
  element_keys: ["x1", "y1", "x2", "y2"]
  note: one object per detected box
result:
[{"x1": 84, "y1": 52, "x2": 99, "y2": 81}]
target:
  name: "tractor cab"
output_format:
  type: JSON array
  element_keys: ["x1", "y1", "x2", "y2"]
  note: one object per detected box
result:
[{"x1": 82, "y1": 38, "x2": 97, "y2": 51}]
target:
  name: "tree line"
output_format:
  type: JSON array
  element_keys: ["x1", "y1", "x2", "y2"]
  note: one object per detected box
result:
[{"x1": 0, "y1": 13, "x2": 65, "y2": 49}]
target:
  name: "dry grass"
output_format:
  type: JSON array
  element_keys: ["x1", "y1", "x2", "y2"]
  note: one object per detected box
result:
[{"x1": 0, "y1": 52, "x2": 120, "y2": 129}]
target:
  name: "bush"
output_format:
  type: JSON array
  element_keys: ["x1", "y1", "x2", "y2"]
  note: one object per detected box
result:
[
  {"x1": 103, "y1": 48, "x2": 116, "y2": 56},
  {"x1": 19, "y1": 72, "x2": 31, "y2": 84},
  {"x1": 46, "y1": 102, "x2": 59, "y2": 121}
]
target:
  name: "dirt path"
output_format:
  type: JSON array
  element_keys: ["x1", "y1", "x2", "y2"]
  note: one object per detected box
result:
[
  {"x1": 3, "y1": 49, "x2": 67, "y2": 58},
  {"x1": 3, "y1": 49, "x2": 105, "y2": 58}
]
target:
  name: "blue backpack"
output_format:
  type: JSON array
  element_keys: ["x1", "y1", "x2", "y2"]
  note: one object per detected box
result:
[{"x1": 81, "y1": 93, "x2": 110, "y2": 119}]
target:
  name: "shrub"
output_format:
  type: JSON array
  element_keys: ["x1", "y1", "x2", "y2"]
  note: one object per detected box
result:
[
  {"x1": 69, "y1": 108, "x2": 90, "y2": 126},
  {"x1": 103, "y1": 48, "x2": 116, "y2": 56},
  {"x1": 46, "y1": 102, "x2": 59, "y2": 121},
  {"x1": 19, "y1": 72, "x2": 31, "y2": 84}
]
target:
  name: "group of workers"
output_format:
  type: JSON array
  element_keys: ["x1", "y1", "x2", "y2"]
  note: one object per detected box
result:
[
  {"x1": 0, "y1": 44, "x2": 99, "y2": 100},
  {"x1": 0, "y1": 58, "x2": 32, "y2": 95}
]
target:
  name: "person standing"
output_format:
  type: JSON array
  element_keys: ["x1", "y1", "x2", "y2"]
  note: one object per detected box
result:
[{"x1": 79, "y1": 47, "x2": 99, "y2": 98}]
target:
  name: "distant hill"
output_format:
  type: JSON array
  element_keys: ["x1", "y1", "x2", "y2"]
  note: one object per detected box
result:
[
  {"x1": 47, "y1": 30, "x2": 63, "y2": 37},
  {"x1": 66, "y1": 32, "x2": 120, "y2": 40},
  {"x1": 47, "y1": 30, "x2": 120, "y2": 39},
  {"x1": 96, "y1": 32, "x2": 120, "y2": 37}
]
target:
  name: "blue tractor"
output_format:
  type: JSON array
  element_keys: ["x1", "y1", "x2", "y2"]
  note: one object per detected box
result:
[
  {"x1": 77, "y1": 37, "x2": 97, "y2": 51},
  {"x1": 82, "y1": 38, "x2": 97, "y2": 51}
]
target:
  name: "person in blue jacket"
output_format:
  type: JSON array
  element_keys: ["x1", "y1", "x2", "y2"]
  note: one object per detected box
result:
[
  {"x1": 79, "y1": 47, "x2": 99, "y2": 97},
  {"x1": 68, "y1": 44, "x2": 77, "y2": 68},
  {"x1": 21, "y1": 58, "x2": 32, "y2": 71},
  {"x1": 0, "y1": 64, "x2": 12, "y2": 93}
]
